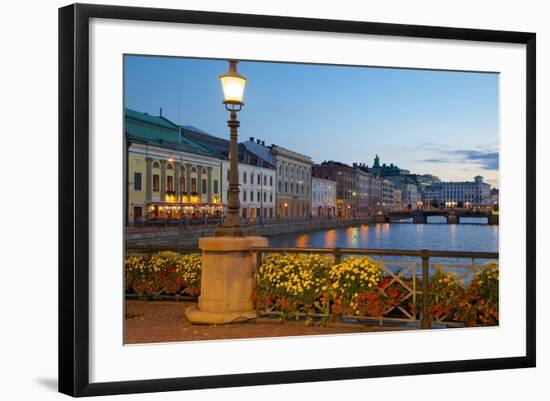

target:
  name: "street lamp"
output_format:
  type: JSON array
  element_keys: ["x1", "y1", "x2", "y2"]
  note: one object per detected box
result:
[{"x1": 215, "y1": 60, "x2": 249, "y2": 237}]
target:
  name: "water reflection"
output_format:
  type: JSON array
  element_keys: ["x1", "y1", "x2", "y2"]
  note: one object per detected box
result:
[
  {"x1": 295, "y1": 234, "x2": 309, "y2": 248},
  {"x1": 270, "y1": 222, "x2": 498, "y2": 253},
  {"x1": 325, "y1": 230, "x2": 337, "y2": 248}
]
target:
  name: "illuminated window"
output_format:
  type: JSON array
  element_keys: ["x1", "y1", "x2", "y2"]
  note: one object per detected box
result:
[{"x1": 167, "y1": 176, "x2": 174, "y2": 192}]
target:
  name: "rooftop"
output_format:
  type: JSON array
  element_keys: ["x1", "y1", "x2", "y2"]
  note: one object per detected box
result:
[{"x1": 125, "y1": 108, "x2": 220, "y2": 158}]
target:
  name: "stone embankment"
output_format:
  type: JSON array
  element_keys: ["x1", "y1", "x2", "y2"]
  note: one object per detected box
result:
[{"x1": 125, "y1": 217, "x2": 376, "y2": 250}]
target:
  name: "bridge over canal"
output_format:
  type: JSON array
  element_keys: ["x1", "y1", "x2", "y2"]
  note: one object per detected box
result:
[{"x1": 377, "y1": 209, "x2": 499, "y2": 225}]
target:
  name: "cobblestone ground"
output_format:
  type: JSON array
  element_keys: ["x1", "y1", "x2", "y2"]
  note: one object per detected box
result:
[{"x1": 124, "y1": 300, "x2": 413, "y2": 344}]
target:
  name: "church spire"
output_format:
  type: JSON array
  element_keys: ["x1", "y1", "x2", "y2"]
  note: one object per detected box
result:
[{"x1": 374, "y1": 154, "x2": 380, "y2": 168}]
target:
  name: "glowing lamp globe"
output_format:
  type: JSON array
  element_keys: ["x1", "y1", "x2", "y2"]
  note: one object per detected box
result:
[{"x1": 219, "y1": 60, "x2": 247, "y2": 105}]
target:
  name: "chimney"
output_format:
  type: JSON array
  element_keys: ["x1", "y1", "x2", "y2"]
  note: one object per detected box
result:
[
  {"x1": 249, "y1": 137, "x2": 254, "y2": 142},
  {"x1": 262, "y1": 141, "x2": 265, "y2": 146},
  {"x1": 159, "y1": 107, "x2": 163, "y2": 116},
  {"x1": 256, "y1": 139, "x2": 261, "y2": 144}
]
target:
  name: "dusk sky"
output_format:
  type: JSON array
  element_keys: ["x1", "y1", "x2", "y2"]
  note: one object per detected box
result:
[{"x1": 124, "y1": 55, "x2": 499, "y2": 188}]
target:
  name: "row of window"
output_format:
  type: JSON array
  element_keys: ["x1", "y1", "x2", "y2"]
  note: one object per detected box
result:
[
  {"x1": 134, "y1": 172, "x2": 219, "y2": 194},
  {"x1": 151, "y1": 161, "x2": 207, "y2": 175},
  {"x1": 242, "y1": 191, "x2": 274, "y2": 203},
  {"x1": 278, "y1": 163, "x2": 310, "y2": 181},
  {"x1": 277, "y1": 181, "x2": 309, "y2": 196},
  {"x1": 226, "y1": 170, "x2": 274, "y2": 187}
]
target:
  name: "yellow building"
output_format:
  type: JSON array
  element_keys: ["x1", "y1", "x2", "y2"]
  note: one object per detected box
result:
[{"x1": 125, "y1": 109, "x2": 223, "y2": 224}]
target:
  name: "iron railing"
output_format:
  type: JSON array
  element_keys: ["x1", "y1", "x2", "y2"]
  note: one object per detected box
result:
[{"x1": 251, "y1": 246, "x2": 499, "y2": 328}]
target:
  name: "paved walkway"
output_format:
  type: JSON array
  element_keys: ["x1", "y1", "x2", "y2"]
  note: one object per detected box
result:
[{"x1": 125, "y1": 300, "x2": 413, "y2": 344}]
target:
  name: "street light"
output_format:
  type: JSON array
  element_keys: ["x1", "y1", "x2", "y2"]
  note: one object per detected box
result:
[{"x1": 215, "y1": 60, "x2": 248, "y2": 237}]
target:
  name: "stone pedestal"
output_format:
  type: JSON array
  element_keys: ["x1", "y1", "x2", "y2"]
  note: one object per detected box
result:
[{"x1": 185, "y1": 236, "x2": 268, "y2": 325}]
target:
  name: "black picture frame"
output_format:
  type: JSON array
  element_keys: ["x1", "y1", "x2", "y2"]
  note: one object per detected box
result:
[{"x1": 59, "y1": 3, "x2": 536, "y2": 397}]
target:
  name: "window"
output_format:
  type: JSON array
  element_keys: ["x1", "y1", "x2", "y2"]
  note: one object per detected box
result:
[
  {"x1": 257, "y1": 174, "x2": 261, "y2": 185},
  {"x1": 152, "y1": 174, "x2": 159, "y2": 192},
  {"x1": 263, "y1": 192, "x2": 267, "y2": 202},
  {"x1": 180, "y1": 176, "x2": 186, "y2": 192},
  {"x1": 269, "y1": 208, "x2": 273, "y2": 218},
  {"x1": 270, "y1": 193, "x2": 273, "y2": 202},
  {"x1": 243, "y1": 191, "x2": 247, "y2": 202},
  {"x1": 242, "y1": 208, "x2": 247, "y2": 218},
  {"x1": 166, "y1": 163, "x2": 173, "y2": 170},
  {"x1": 257, "y1": 192, "x2": 260, "y2": 202},
  {"x1": 201, "y1": 179, "x2": 207, "y2": 194},
  {"x1": 227, "y1": 169, "x2": 230, "y2": 180},
  {"x1": 285, "y1": 182, "x2": 288, "y2": 193},
  {"x1": 152, "y1": 161, "x2": 160, "y2": 168},
  {"x1": 250, "y1": 190, "x2": 253, "y2": 201},
  {"x1": 243, "y1": 172, "x2": 247, "y2": 183},
  {"x1": 270, "y1": 176, "x2": 273, "y2": 186},
  {"x1": 278, "y1": 181, "x2": 282, "y2": 192},
  {"x1": 191, "y1": 178, "x2": 197, "y2": 192},
  {"x1": 167, "y1": 176, "x2": 174, "y2": 192},
  {"x1": 213, "y1": 180, "x2": 219, "y2": 194},
  {"x1": 134, "y1": 172, "x2": 142, "y2": 191},
  {"x1": 264, "y1": 175, "x2": 267, "y2": 186},
  {"x1": 285, "y1": 165, "x2": 288, "y2": 177},
  {"x1": 291, "y1": 183, "x2": 294, "y2": 193}
]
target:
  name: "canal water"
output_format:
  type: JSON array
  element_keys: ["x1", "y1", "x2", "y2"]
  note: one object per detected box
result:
[{"x1": 269, "y1": 217, "x2": 498, "y2": 253}]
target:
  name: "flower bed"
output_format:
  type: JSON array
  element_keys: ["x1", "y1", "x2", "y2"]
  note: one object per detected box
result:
[
  {"x1": 425, "y1": 263, "x2": 499, "y2": 326},
  {"x1": 125, "y1": 251, "x2": 201, "y2": 297},
  {"x1": 255, "y1": 254, "x2": 499, "y2": 326}
]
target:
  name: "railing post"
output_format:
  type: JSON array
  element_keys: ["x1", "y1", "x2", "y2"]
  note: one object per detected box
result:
[
  {"x1": 420, "y1": 249, "x2": 431, "y2": 329},
  {"x1": 334, "y1": 247, "x2": 342, "y2": 265},
  {"x1": 256, "y1": 250, "x2": 262, "y2": 270}
]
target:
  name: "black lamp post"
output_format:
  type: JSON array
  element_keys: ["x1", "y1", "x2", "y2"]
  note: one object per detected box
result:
[{"x1": 215, "y1": 60, "x2": 249, "y2": 237}]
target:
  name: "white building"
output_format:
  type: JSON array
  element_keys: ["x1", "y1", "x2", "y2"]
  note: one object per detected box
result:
[
  {"x1": 244, "y1": 138, "x2": 313, "y2": 220},
  {"x1": 183, "y1": 130, "x2": 276, "y2": 223},
  {"x1": 312, "y1": 177, "x2": 337, "y2": 218},
  {"x1": 423, "y1": 175, "x2": 492, "y2": 207}
]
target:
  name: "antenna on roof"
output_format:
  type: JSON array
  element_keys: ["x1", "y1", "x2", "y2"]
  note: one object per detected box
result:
[{"x1": 160, "y1": 107, "x2": 163, "y2": 116}]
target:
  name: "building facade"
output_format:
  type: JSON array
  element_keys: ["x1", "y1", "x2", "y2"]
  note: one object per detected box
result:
[
  {"x1": 312, "y1": 161, "x2": 358, "y2": 218},
  {"x1": 182, "y1": 131, "x2": 276, "y2": 223},
  {"x1": 125, "y1": 109, "x2": 223, "y2": 224},
  {"x1": 312, "y1": 177, "x2": 337, "y2": 218},
  {"x1": 422, "y1": 176, "x2": 492, "y2": 207},
  {"x1": 244, "y1": 138, "x2": 313, "y2": 220}
]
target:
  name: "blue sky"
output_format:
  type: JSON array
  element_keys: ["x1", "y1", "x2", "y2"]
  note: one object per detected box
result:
[{"x1": 124, "y1": 55, "x2": 499, "y2": 188}]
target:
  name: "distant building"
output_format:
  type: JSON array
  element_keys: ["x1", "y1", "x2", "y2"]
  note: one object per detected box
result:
[
  {"x1": 313, "y1": 161, "x2": 358, "y2": 218},
  {"x1": 312, "y1": 177, "x2": 337, "y2": 218},
  {"x1": 423, "y1": 176, "x2": 492, "y2": 207},
  {"x1": 393, "y1": 188, "x2": 403, "y2": 211},
  {"x1": 367, "y1": 154, "x2": 410, "y2": 177},
  {"x1": 381, "y1": 178, "x2": 395, "y2": 211},
  {"x1": 244, "y1": 138, "x2": 313, "y2": 220},
  {"x1": 490, "y1": 188, "x2": 499, "y2": 209}
]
